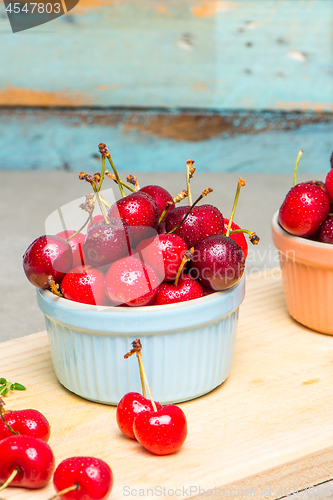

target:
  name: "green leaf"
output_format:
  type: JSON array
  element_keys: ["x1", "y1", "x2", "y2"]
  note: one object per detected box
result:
[
  {"x1": 2, "y1": 387, "x2": 8, "y2": 396},
  {"x1": 0, "y1": 378, "x2": 6, "y2": 385},
  {"x1": 13, "y1": 383, "x2": 26, "y2": 391},
  {"x1": 10, "y1": 384, "x2": 14, "y2": 391}
]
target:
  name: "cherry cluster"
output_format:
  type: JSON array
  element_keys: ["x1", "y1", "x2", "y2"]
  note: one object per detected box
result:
[
  {"x1": 116, "y1": 340, "x2": 187, "y2": 456},
  {"x1": 279, "y1": 150, "x2": 333, "y2": 241},
  {"x1": 0, "y1": 382, "x2": 113, "y2": 499},
  {"x1": 23, "y1": 144, "x2": 259, "y2": 307}
]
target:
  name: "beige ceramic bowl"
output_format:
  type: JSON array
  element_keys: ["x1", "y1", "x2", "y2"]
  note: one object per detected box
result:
[{"x1": 272, "y1": 211, "x2": 333, "y2": 335}]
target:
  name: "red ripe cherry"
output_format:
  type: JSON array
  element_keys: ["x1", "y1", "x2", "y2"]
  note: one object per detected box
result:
[
  {"x1": 279, "y1": 182, "x2": 330, "y2": 237},
  {"x1": 116, "y1": 392, "x2": 162, "y2": 440},
  {"x1": 87, "y1": 214, "x2": 105, "y2": 231},
  {"x1": 0, "y1": 435, "x2": 55, "y2": 489},
  {"x1": 83, "y1": 219, "x2": 132, "y2": 268},
  {"x1": 136, "y1": 233, "x2": 188, "y2": 281},
  {"x1": 222, "y1": 219, "x2": 248, "y2": 260},
  {"x1": 53, "y1": 456, "x2": 113, "y2": 500},
  {"x1": 317, "y1": 216, "x2": 333, "y2": 244},
  {"x1": 139, "y1": 185, "x2": 175, "y2": 220},
  {"x1": 56, "y1": 231, "x2": 85, "y2": 268},
  {"x1": 108, "y1": 192, "x2": 159, "y2": 246},
  {"x1": 154, "y1": 274, "x2": 203, "y2": 305},
  {"x1": 165, "y1": 204, "x2": 224, "y2": 248},
  {"x1": 61, "y1": 265, "x2": 108, "y2": 306},
  {"x1": 104, "y1": 255, "x2": 161, "y2": 306},
  {"x1": 23, "y1": 235, "x2": 73, "y2": 288},
  {"x1": 133, "y1": 404, "x2": 187, "y2": 456},
  {"x1": 325, "y1": 170, "x2": 333, "y2": 203},
  {"x1": 191, "y1": 234, "x2": 245, "y2": 290},
  {"x1": 0, "y1": 409, "x2": 51, "y2": 442}
]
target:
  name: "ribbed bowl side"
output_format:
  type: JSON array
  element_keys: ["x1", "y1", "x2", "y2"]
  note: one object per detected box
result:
[
  {"x1": 45, "y1": 308, "x2": 239, "y2": 405},
  {"x1": 279, "y1": 252, "x2": 333, "y2": 335}
]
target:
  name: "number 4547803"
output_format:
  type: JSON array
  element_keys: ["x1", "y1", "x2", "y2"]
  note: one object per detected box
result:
[{"x1": 5, "y1": 3, "x2": 61, "y2": 14}]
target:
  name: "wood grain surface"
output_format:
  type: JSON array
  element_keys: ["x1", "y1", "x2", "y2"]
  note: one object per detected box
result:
[
  {"x1": 0, "y1": 0, "x2": 332, "y2": 110},
  {"x1": 2, "y1": 269, "x2": 333, "y2": 499}
]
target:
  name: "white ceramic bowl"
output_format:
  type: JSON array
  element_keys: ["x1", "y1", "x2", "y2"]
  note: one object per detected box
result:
[{"x1": 37, "y1": 278, "x2": 245, "y2": 405}]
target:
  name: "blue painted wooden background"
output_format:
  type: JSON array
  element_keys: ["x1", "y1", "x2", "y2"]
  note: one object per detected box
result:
[
  {"x1": 0, "y1": 0, "x2": 332, "y2": 110},
  {"x1": 0, "y1": 0, "x2": 332, "y2": 171},
  {"x1": 0, "y1": 108, "x2": 331, "y2": 173}
]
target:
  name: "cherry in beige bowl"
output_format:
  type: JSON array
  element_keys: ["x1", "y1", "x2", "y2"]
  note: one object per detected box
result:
[{"x1": 272, "y1": 211, "x2": 333, "y2": 335}]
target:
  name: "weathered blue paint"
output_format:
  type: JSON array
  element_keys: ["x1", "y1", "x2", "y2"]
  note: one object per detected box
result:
[
  {"x1": 0, "y1": 1, "x2": 332, "y2": 110},
  {"x1": 0, "y1": 108, "x2": 332, "y2": 173}
]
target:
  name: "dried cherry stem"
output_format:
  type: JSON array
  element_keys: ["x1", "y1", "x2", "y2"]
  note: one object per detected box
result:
[
  {"x1": 48, "y1": 278, "x2": 64, "y2": 297},
  {"x1": 0, "y1": 468, "x2": 19, "y2": 492},
  {"x1": 293, "y1": 149, "x2": 304, "y2": 186},
  {"x1": 168, "y1": 188, "x2": 213, "y2": 234},
  {"x1": 226, "y1": 178, "x2": 246, "y2": 237},
  {"x1": 229, "y1": 229, "x2": 260, "y2": 245},
  {"x1": 126, "y1": 175, "x2": 140, "y2": 191},
  {"x1": 174, "y1": 250, "x2": 193, "y2": 287},
  {"x1": 0, "y1": 411, "x2": 18, "y2": 435},
  {"x1": 186, "y1": 160, "x2": 195, "y2": 206},
  {"x1": 124, "y1": 340, "x2": 146, "y2": 398},
  {"x1": 173, "y1": 189, "x2": 188, "y2": 204},
  {"x1": 105, "y1": 171, "x2": 136, "y2": 193},
  {"x1": 48, "y1": 484, "x2": 79, "y2": 500}
]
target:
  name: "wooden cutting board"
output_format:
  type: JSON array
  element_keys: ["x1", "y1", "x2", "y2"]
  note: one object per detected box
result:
[{"x1": 2, "y1": 269, "x2": 333, "y2": 500}]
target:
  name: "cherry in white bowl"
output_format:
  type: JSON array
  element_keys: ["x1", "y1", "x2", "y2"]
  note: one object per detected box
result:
[{"x1": 37, "y1": 277, "x2": 245, "y2": 405}]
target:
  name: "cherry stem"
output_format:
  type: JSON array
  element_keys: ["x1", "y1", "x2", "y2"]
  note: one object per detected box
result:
[
  {"x1": 137, "y1": 350, "x2": 157, "y2": 412},
  {"x1": 174, "y1": 250, "x2": 193, "y2": 287},
  {"x1": 136, "y1": 353, "x2": 147, "y2": 399},
  {"x1": 293, "y1": 149, "x2": 304, "y2": 186},
  {"x1": 168, "y1": 187, "x2": 213, "y2": 234},
  {"x1": 105, "y1": 172, "x2": 136, "y2": 193},
  {"x1": 97, "y1": 156, "x2": 106, "y2": 192},
  {"x1": 229, "y1": 229, "x2": 260, "y2": 245},
  {"x1": 226, "y1": 178, "x2": 246, "y2": 237},
  {"x1": 159, "y1": 201, "x2": 173, "y2": 224},
  {"x1": 66, "y1": 213, "x2": 92, "y2": 242},
  {"x1": 48, "y1": 278, "x2": 64, "y2": 297},
  {"x1": 0, "y1": 411, "x2": 18, "y2": 435},
  {"x1": 126, "y1": 175, "x2": 140, "y2": 191},
  {"x1": 124, "y1": 340, "x2": 157, "y2": 411},
  {"x1": 106, "y1": 155, "x2": 126, "y2": 198},
  {"x1": 92, "y1": 184, "x2": 109, "y2": 224},
  {"x1": 48, "y1": 483, "x2": 79, "y2": 500},
  {"x1": 186, "y1": 160, "x2": 195, "y2": 206},
  {"x1": 0, "y1": 468, "x2": 19, "y2": 492},
  {"x1": 173, "y1": 189, "x2": 188, "y2": 205}
]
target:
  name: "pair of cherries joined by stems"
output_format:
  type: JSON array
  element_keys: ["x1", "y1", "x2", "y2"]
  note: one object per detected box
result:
[
  {"x1": 23, "y1": 144, "x2": 260, "y2": 307},
  {"x1": 116, "y1": 340, "x2": 187, "y2": 456},
  {"x1": 0, "y1": 382, "x2": 113, "y2": 500}
]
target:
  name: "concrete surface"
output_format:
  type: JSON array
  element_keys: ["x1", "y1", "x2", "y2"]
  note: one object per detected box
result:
[{"x1": 1, "y1": 170, "x2": 322, "y2": 343}]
